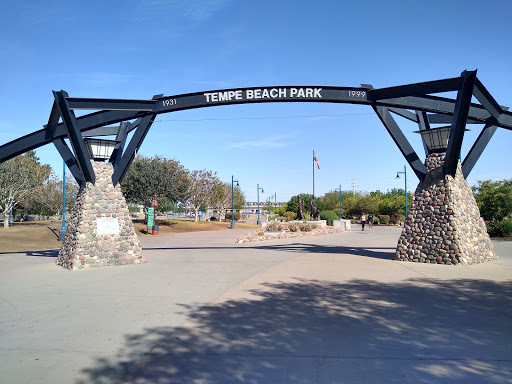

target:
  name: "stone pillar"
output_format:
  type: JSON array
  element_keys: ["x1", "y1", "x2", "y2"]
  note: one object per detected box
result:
[
  {"x1": 394, "y1": 153, "x2": 497, "y2": 265},
  {"x1": 56, "y1": 162, "x2": 145, "y2": 270}
]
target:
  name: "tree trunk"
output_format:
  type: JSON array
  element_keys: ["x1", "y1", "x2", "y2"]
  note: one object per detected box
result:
[
  {"x1": 194, "y1": 207, "x2": 199, "y2": 222},
  {"x1": 4, "y1": 215, "x2": 9, "y2": 229}
]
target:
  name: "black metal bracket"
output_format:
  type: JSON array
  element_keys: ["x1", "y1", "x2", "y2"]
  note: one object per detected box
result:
[
  {"x1": 111, "y1": 114, "x2": 157, "y2": 187},
  {"x1": 444, "y1": 71, "x2": 477, "y2": 177},
  {"x1": 373, "y1": 105, "x2": 426, "y2": 180},
  {"x1": 53, "y1": 90, "x2": 95, "y2": 184},
  {"x1": 45, "y1": 101, "x2": 86, "y2": 187}
]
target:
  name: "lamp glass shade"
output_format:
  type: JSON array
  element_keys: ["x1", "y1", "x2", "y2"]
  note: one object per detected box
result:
[
  {"x1": 415, "y1": 126, "x2": 452, "y2": 153},
  {"x1": 84, "y1": 138, "x2": 118, "y2": 161}
]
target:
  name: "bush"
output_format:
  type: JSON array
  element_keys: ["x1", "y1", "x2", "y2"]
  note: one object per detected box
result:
[
  {"x1": 266, "y1": 221, "x2": 283, "y2": 231},
  {"x1": 320, "y1": 210, "x2": 339, "y2": 226},
  {"x1": 258, "y1": 231, "x2": 264, "y2": 236},
  {"x1": 289, "y1": 223, "x2": 300, "y2": 232},
  {"x1": 300, "y1": 223, "x2": 312, "y2": 232},
  {"x1": 390, "y1": 214, "x2": 401, "y2": 224},
  {"x1": 225, "y1": 212, "x2": 241, "y2": 221},
  {"x1": 283, "y1": 211, "x2": 295, "y2": 221},
  {"x1": 379, "y1": 215, "x2": 390, "y2": 225},
  {"x1": 502, "y1": 219, "x2": 512, "y2": 237},
  {"x1": 487, "y1": 219, "x2": 512, "y2": 237},
  {"x1": 373, "y1": 216, "x2": 380, "y2": 225}
]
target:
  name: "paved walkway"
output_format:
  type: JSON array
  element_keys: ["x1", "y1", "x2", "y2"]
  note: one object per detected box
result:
[{"x1": 0, "y1": 226, "x2": 511, "y2": 383}]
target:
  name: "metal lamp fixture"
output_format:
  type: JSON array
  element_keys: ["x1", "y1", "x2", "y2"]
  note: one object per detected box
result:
[
  {"x1": 84, "y1": 138, "x2": 119, "y2": 161},
  {"x1": 415, "y1": 126, "x2": 469, "y2": 154}
]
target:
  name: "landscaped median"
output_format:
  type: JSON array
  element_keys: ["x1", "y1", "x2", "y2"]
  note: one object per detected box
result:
[{"x1": 236, "y1": 221, "x2": 342, "y2": 243}]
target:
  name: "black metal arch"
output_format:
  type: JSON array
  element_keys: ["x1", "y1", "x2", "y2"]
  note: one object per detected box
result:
[{"x1": 0, "y1": 70, "x2": 510, "y2": 187}]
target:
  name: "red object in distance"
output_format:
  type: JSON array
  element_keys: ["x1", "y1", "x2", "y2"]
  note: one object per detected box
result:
[{"x1": 153, "y1": 200, "x2": 158, "y2": 207}]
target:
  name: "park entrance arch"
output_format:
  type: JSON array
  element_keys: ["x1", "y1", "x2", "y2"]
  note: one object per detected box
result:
[{"x1": 0, "y1": 70, "x2": 510, "y2": 267}]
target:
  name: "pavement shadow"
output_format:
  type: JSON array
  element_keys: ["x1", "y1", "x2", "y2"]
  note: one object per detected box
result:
[
  {"x1": 76, "y1": 278, "x2": 512, "y2": 384},
  {"x1": 24, "y1": 249, "x2": 59, "y2": 257},
  {"x1": 256, "y1": 243, "x2": 396, "y2": 260},
  {"x1": 0, "y1": 249, "x2": 60, "y2": 256},
  {"x1": 144, "y1": 243, "x2": 396, "y2": 260}
]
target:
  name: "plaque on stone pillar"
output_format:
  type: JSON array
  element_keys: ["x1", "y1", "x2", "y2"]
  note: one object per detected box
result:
[
  {"x1": 56, "y1": 162, "x2": 145, "y2": 270},
  {"x1": 96, "y1": 217, "x2": 120, "y2": 235}
]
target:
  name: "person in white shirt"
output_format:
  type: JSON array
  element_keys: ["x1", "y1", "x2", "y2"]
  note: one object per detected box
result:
[{"x1": 361, "y1": 212, "x2": 366, "y2": 231}]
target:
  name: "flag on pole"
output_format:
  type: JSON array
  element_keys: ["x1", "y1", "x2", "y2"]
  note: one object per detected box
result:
[{"x1": 313, "y1": 151, "x2": 320, "y2": 169}]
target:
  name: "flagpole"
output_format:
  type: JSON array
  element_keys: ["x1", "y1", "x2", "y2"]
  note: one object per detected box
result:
[{"x1": 313, "y1": 149, "x2": 315, "y2": 197}]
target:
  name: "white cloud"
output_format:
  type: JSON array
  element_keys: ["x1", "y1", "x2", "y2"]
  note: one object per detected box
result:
[
  {"x1": 229, "y1": 135, "x2": 290, "y2": 150},
  {"x1": 135, "y1": 0, "x2": 231, "y2": 24}
]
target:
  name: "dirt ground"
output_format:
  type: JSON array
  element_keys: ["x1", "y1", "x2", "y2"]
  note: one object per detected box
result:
[{"x1": 0, "y1": 219, "x2": 258, "y2": 254}]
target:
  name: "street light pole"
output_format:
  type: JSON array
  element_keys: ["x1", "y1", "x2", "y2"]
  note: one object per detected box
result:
[
  {"x1": 230, "y1": 175, "x2": 239, "y2": 229},
  {"x1": 8, "y1": 196, "x2": 13, "y2": 224},
  {"x1": 396, "y1": 165, "x2": 408, "y2": 219},
  {"x1": 336, "y1": 184, "x2": 342, "y2": 219},
  {"x1": 274, "y1": 192, "x2": 277, "y2": 217},
  {"x1": 257, "y1": 184, "x2": 264, "y2": 225}
]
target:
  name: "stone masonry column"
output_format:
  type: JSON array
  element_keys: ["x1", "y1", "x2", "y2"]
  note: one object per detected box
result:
[
  {"x1": 56, "y1": 162, "x2": 145, "y2": 270},
  {"x1": 394, "y1": 153, "x2": 497, "y2": 265}
]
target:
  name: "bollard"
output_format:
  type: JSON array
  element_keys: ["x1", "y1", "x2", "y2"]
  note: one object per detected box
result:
[{"x1": 152, "y1": 224, "x2": 159, "y2": 235}]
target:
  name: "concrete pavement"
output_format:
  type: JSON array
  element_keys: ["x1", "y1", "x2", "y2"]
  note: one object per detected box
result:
[{"x1": 0, "y1": 226, "x2": 511, "y2": 383}]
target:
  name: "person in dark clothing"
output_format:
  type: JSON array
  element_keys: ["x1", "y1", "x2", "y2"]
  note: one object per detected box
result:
[{"x1": 368, "y1": 213, "x2": 374, "y2": 231}]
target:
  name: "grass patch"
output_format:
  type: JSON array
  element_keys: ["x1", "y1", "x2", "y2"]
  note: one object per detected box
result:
[
  {"x1": 0, "y1": 219, "x2": 259, "y2": 253},
  {"x1": 0, "y1": 220, "x2": 62, "y2": 253}
]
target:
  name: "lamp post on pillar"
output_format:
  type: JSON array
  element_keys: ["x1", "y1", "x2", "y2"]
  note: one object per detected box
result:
[
  {"x1": 396, "y1": 166, "x2": 408, "y2": 219},
  {"x1": 257, "y1": 184, "x2": 264, "y2": 225},
  {"x1": 230, "y1": 175, "x2": 239, "y2": 229}
]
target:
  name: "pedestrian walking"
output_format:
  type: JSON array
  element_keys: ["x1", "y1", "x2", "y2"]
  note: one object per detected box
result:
[
  {"x1": 361, "y1": 212, "x2": 366, "y2": 231},
  {"x1": 368, "y1": 213, "x2": 374, "y2": 231}
]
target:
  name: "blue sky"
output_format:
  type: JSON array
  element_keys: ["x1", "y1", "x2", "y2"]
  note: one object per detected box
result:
[{"x1": 1, "y1": 0, "x2": 511, "y2": 203}]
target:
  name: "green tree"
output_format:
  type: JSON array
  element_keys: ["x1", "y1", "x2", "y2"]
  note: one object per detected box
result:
[
  {"x1": 473, "y1": 179, "x2": 512, "y2": 223},
  {"x1": 320, "y1": 190, "x2": 352, "y2": 211},
  {"x1": 23, "y1": 172, "x2": 62, "y2": 217},
  {"x1": 0, "y1": 151, "x2": 51, "y2": 228},
  {"x1": 341, "y1": 196, "x2": 360, "y2": 217},
  {"x1": 209, "y1": 182, "x2": 244, "y2": 221},
  {"x1": 187, "y1": 169, "x2": 219, "y2": 222},
  {"x1": 122, "y1": 155, "x2": 189, "y2": 209}
]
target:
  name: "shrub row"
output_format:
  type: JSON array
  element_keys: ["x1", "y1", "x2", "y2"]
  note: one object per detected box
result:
[
  {"x1": 225, "y1": 212, "x2": 241, "y2": 220},
  {"x1": 266, "y1": 221, "x2": 316, "y2": 232},
  {"x1": 487, "y1": 219, "x2": 512, "y2": 238}
]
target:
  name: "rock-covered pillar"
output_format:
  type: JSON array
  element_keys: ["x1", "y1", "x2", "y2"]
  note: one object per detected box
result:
[
  {"x1": 56, "y1": 162, "x2": 145, "y2": 270},
  {"x1": 394, "y1": 153, "x2": 497, "y2": 265}
]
